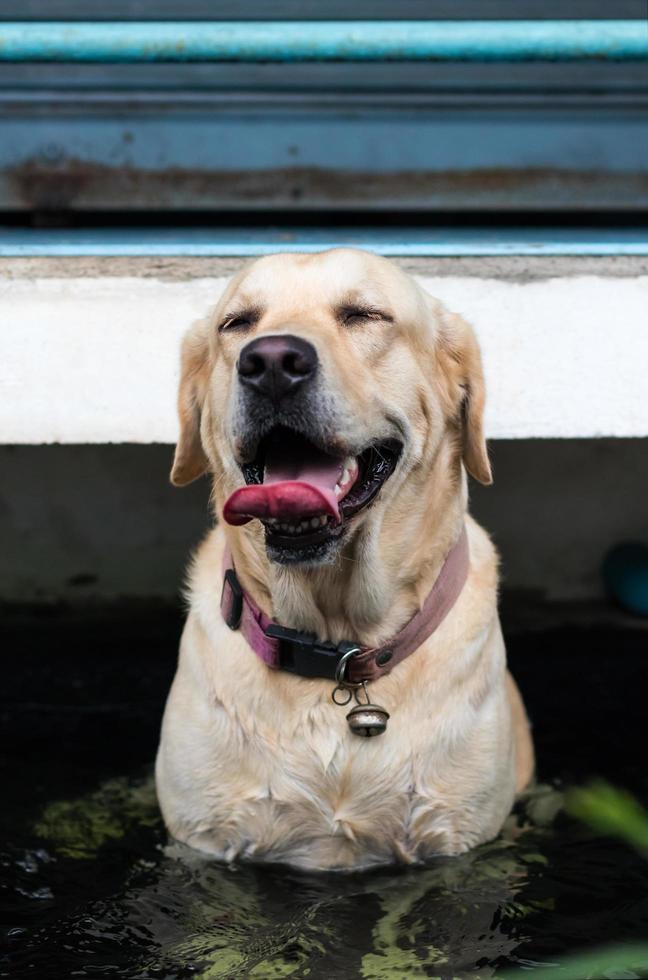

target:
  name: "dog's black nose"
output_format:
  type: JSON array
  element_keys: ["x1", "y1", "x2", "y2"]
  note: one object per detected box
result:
[{"x1": 237, "y1": 334, "x2": 318, "y2": 403}]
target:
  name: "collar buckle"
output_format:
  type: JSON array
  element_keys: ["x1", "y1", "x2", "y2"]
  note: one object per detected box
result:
[{"x1": 265, "y1": 623, "x2": 360, "y2": 681}]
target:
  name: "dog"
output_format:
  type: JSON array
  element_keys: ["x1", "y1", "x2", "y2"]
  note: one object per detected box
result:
[{"x1": 155, "y1": 248, "x2": 534, "y2": 871}]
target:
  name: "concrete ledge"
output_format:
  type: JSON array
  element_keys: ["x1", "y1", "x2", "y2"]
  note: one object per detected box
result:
[{"x1": 2, "y1": 254, "x2": 648, "y2": 280}]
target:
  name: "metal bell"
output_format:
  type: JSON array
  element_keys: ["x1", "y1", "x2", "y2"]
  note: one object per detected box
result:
[{"x1": 346, "y1": 702, "x2": 390, "y2": 737}]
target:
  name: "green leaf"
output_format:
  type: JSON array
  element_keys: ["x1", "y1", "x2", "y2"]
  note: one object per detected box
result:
[{"x1": 566, "y1": 782, "x2": 648, "y2": 855}]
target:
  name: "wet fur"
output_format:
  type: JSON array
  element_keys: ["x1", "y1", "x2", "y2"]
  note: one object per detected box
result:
[{"x1": 156, "y1": 249, "x2": 534, "y2": 870}]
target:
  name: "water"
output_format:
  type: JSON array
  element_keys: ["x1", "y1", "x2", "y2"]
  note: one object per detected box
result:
[{"x1": 2, "y1": 605, "x2": 648, "y2": 979}]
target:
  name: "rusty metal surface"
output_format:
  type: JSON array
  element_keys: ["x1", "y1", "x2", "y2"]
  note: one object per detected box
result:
[
  {"x1": 4, "y1": 161, "x2": 648, "y2": 213},
  {"x1": 0, "y1": 30, "x2": 646, "y2": 214},
  {"x1": 0, "y1": 95, "x2": 647, "y2": 212}
]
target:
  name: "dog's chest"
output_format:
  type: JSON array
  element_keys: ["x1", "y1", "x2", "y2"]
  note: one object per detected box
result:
[{"x1": 195, "y1": 697, "x2": 484, "y2": 868}]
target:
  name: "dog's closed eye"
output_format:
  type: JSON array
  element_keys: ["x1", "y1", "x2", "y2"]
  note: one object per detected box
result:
[
  {"x1": 219, "y1": 308, "x2": 261, "y2": 333},
  {"x1": 338, "y1": 305, "x2": 393, "y2": 327}
]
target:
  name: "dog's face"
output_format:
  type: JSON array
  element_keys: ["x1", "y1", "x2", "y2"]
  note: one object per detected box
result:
[{"x1": 172, "y1": 249, "x2": 491, "y2": 565}]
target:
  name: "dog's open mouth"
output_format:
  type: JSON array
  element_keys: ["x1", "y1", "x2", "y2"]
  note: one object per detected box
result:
[{"x1": 223, "y1": 426, "x2": 402, "y2": 560}]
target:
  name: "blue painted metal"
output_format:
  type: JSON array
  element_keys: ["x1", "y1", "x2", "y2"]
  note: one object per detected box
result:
[
  {"x1": 0, "y1": 21, "x2": 646, "y2": 63},
  {"x1": 1, "y1": 227, "x2": 647, "y2": 256},
  {"x1": 3, "y1": 109, "x2": 648, "y2": 212}
]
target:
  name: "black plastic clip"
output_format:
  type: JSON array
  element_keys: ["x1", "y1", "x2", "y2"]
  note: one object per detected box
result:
[
  {"x1": 265, "y1": 623, "x2": 359, "y2": 680},
  {"x1": 221, "y1": 569, "x2": 244, "y2": 631}
]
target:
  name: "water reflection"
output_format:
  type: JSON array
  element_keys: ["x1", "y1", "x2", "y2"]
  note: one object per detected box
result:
[{"x1": 3, "y1": 774, "x2": 576, "y2": 979}]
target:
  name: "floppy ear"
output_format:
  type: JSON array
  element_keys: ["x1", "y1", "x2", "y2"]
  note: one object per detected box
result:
[
  {"x1": 170, "y1": 320, "x2": 211, "y2": 487},
  {"x1": 437, "y1": 309, "x2": 493, "y2": 486}
]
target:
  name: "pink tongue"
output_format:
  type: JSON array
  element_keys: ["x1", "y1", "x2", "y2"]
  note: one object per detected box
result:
[{"x1": 223, "y1": 432, "x2": 344, "y2": 527}]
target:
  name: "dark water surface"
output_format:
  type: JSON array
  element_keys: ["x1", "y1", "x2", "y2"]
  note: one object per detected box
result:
[{"x1": 1, "y1": 605, "x2": 648, "y2": 979}]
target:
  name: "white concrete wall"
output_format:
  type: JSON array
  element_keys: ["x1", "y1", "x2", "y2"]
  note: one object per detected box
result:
[{"x1": 2, "y1": 272, "x2": 648, "y2": 442}]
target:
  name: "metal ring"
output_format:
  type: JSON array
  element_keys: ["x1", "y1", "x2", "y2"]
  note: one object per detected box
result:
[
  {"x1": 331, "y1": 685, "x2": 353, "y2": 706},
  {"x1": 334, "y1": 646, "x2": 362, "y2": 685}
]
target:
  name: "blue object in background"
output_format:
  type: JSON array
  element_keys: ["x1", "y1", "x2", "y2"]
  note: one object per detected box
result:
[{"x1": 602, "y1": 543, "x2": 648, "y2": 616}]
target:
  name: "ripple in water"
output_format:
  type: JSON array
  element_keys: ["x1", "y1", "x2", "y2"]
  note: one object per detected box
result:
[{"x1": 3, "y1": 774, "x2": 648, "y2": 979}]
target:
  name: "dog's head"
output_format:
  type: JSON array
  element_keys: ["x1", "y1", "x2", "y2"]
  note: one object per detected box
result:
[{"x1": 171, "y1": 249, "x2": 491, "y2": 566}]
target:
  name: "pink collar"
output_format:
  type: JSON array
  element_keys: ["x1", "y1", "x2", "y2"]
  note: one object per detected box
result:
[{"x1": 220, "y1": 525, "x2": 469, "y2": 685}]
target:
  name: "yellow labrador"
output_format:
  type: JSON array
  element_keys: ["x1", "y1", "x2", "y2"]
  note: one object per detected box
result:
[{"x1": 156, "y1": 249, "x2": 533, "y2": 871}]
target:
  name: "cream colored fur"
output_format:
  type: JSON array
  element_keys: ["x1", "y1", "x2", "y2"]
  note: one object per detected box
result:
[{"x1": 156, "y1": 249, "x2": 534, "y2": 871}]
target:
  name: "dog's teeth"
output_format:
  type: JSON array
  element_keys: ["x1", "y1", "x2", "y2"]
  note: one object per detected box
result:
[
  {"x1": 272, "y1": 515, "x2": 330, "y2": 536},
  {"x1": 335, "y1": 457, "x2": 358, "y2": 496}
]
